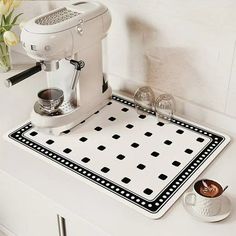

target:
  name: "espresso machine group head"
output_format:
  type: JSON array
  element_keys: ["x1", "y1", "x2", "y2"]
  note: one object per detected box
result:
[{"x1": 6, "y1": 1, "x2": 112, "y2": 135}]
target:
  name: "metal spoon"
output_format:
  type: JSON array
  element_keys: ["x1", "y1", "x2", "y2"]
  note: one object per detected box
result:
[{"x1": 223, "y1": 185, "x2": 229, "y2": 193}]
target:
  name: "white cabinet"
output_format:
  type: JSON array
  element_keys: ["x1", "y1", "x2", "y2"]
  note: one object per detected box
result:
[
  {"x1": 0, "y1": 171, "x2": 58, "y2": 236},
  {"x1": 66, "y1": 216, "x2": 110, "y2": 236},
  {"x1": 0, "y1": 171, "x2": 109, "y2": 236}
]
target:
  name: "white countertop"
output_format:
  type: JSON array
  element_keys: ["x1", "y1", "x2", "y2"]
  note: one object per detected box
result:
[{"x1": 0, "y1": 66, "x2": 236, "y2": 236}]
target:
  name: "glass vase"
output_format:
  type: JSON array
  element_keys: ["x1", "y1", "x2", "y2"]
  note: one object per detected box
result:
[{"x1": 0, "y1": 42, "x2": 11, "y2": 72}]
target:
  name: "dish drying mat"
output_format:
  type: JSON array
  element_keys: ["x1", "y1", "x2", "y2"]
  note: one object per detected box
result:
[{"x1": 6, "y1": 94, "x2": 230, "y2": 219}]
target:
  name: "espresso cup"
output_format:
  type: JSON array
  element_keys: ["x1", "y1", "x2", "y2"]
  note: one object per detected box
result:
[{"x1": 184, "y1": 179, "x2": 223, "y2": 216}]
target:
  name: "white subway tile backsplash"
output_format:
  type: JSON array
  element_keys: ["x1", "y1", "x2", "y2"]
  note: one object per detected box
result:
[
  {"x1": 101, "y1": 0, "x2": 236, "y2": 124},
  {"x1": 104, "y1": 1, "x2": 235, "y2": 113},
  {"x1": 226, "y1": 40, "x2": 236, "y2": 118}
]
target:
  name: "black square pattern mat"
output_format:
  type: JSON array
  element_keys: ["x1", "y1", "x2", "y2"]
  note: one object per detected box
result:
[{"x1": 7, "y1": 95, "x2": 230, "y2": 218}]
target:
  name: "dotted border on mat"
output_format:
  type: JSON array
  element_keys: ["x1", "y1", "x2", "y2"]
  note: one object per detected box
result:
[{"x1": 8, "y1": 95, "x2": 225, "y2": 214}]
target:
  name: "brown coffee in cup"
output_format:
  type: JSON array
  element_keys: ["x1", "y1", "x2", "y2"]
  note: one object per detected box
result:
[
  {"x1": 194, "y1": 179, "x2": 223, "y2": 198},
  {"x1": 184, "y1": 179, "x2": 224, "y2": 216}
]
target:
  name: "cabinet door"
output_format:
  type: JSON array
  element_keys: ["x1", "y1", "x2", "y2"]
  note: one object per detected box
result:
[
  {"x1": 0, "y1": 171, "x2": 59, "y2": 236},
  {"x1": 65, "y1": 215, "x2": 110, "y2": 236}
]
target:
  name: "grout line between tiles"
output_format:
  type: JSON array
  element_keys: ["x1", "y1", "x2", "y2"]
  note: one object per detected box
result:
[{"x1": 224, "y1": 39, "x2": 236, "y2": 113}]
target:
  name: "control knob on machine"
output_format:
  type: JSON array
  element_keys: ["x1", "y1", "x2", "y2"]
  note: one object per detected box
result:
[{"x1": 77, "y1": 19, "x2": 84, "y2": 35}]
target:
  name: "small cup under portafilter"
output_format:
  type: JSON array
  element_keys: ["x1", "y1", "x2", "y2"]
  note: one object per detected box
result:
[{"x1": 37, "y1": 88, "x2": 64, "y2": 114}]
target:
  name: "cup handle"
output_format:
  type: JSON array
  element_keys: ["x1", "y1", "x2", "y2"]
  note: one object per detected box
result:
[{"x1": 184, "y1": 192, "x2": 196, "y2": 206}]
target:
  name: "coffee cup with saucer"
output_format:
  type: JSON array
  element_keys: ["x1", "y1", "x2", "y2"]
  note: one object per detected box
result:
[{"x1": 183, "y1": 179, "x2": 231, "y2": 222}]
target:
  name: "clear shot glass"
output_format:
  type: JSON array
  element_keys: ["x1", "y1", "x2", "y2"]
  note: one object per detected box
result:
[
  {"x1": 155, "y1": 93, "x2": 175, "y2": 123},
  {"x1": 133, "y1": 86, "x2": 155, "y2": 115}
]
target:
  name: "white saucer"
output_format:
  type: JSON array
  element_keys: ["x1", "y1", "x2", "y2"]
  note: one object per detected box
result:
[{"x1": 182, "y1": 192, "x2": 231, "y2": 222}]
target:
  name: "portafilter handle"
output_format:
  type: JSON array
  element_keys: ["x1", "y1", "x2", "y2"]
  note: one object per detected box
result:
[{"x1": 5, "y1": 62, "x2": 42, "y2": 87}]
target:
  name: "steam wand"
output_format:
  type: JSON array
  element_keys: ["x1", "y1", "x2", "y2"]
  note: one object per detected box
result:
[
  {"x1": 69, "y1": 59, "x2": 85, "y2": 90},
  {"x1": 67, "y1": 59, "x2": 85, "y2": 106}
]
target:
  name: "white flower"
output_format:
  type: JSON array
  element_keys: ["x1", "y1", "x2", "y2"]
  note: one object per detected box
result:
[
  {"x1": 0, "y1": 0, "x2": 11, "y2": 15},
  {"x1": 3, "y1": 31, "x2": 18, "y2": 46}
]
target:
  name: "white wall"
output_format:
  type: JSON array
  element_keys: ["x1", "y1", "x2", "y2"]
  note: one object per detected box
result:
[
  {"x1": 101, "y1": 0, "x2": 236, "y2": 119},
  {"x1": 12, "y1": 0, "x2": 236, "y2": 127}
]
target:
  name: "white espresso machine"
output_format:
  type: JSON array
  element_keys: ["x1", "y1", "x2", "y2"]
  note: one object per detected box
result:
[{"x1": 5, "y1": 1, "x2": 112, "y2": 135}]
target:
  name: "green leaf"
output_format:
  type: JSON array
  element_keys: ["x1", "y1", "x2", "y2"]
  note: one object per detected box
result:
[
  {"x1": 11, "y1": 13, "x2": 23, "y2": 25},
  {"x1": 0, "y1": 16, "x2": 3, "y2": 27},
  {"x1": 2, "y1": 15, "x2": 6, "y2": 25},
  {"x1": 5, "y1": 25, "x2": 11, "y2": 31},
  {"x1": 5, "y1": 9, "x2": 14, "y2": 25}
]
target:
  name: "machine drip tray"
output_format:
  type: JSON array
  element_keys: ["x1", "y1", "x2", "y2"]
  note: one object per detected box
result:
[
  {"x1": 34, "y1": 100, "x2": 77, "y2": 116},
  {"x1": 6, "y1": 94, "x2": 230, "y2": 218}
]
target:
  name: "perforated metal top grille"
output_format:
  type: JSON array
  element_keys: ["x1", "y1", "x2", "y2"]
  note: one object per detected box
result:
[{"x1": 35, "y1": 8, "x2": 80, "y2": 25}]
